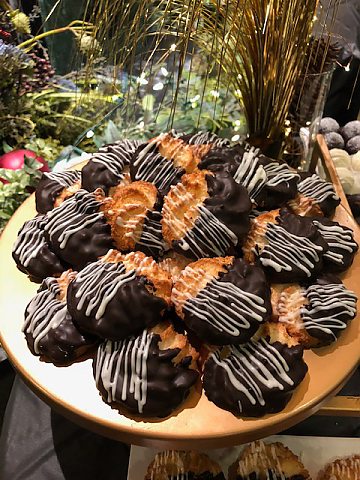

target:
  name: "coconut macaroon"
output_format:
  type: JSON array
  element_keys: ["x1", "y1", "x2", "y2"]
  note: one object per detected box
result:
[
  {"x1": 93, "y1": 322, "x2": 199, "y2": 418},
  {"x1": 158, "y1": 250, "x2": 192, "y2": 284},
  {"x1": 228, "y1": 440, "x2": 311, "y2": 480},
  {"x1": 317, "y1": 455, "x2": 360, "y2": 480},
  {"x1": 67, "y1": 250, "x2": 172, "y2": 340},
  {"x1": 172, "y1": 256, "x2": 271, "y2": 345},
  {"x1": 290, "y1": 172, "x2": 340, "y2": 217},
  {"x1": 145, "y1": 450, "x2": 225, "y2": 479},
  {"x1": 23, "y1": 270, "x2": 96, "y2": 366},
  {"x1": 35, "y1": 170, "x2": 82, "y2": 214},
  {"x1": 162, "y1": 169, "x2": 252, "y2": 259},
  {"x1": 97, "y1": 181, "x2": 166, "y2": 258},
  {"x1": 81, "y1": 140, "x2": 141, "y2": 194},
  {"x1": 130, "y1": 132, "x2": 208, "y2": 196},
  {"x1": 270, "y1": 274, "x2": 357, "y2": 347},
  {"x1": 203, "y1": 321, "x2": 308, "y2": 417},
  {"x1": 242, "y1": 209, "x2": 328, "y2": 283}
]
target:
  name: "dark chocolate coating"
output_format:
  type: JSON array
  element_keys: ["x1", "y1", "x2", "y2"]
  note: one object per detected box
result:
[
  {"x1": 203, "y1": 338, "x2": 308, "y2": 417},
  {"x1": 130, "y1": 142, "x2": 185, "y2": 197},
  {"x1": 297, "y1": 172, "x2": 340, "y2": 217},
  {"x1": 259, "y1": 211, "x2": 328, "y2": 283},
  {"x1": 134, "y1": 209, "x2": 166, "y2": 259},
  {"x1": 301, "y1": 274, "x2": 357, "y2": 346},
  {"x1": 182, "y1": 258, "x2": 272, "y2": 345},
  {"x1": 81, "y1": 141, "x2": 140, "y2": 194},
  {"x1": 311, "y1": 216, "x2": 358, "y2": 272},
  {"x1": 67, "y1": 262, "x2": 167, "y2": 340},
  {"x1": 205, "y1": 170, "x2": 252, "y2": 244},
  {"x1": 35, "y1": 171, "x2": 81, "y2": 214},
  {"x1": 44, "y1": 190, "x2": 114, "y2": 270},
  {"x1": 12, "y1": 215, "x2": 66, "y2": 282},
  {"x1": 180, "y1": 131, "x2": 230, "y2": 148},
  {"x1": 93, "y1": 333, "x2": 199, "y2": 417},
  {"x1": 24, "y1": 277, "x2": 96, "y2": 366},
  {"x1": 198, "y1": 145, "x2": 245, "y2": 172},
  {"x1": 236, "y1": 474, "x2": 307, "y2": 480},
  {"x1": 258, "y1": 156, "x2": 300, "y2": 210}
]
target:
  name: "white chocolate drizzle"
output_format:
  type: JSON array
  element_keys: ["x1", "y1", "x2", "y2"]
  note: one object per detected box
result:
[
  {"x1": 44, "y1": 190, "x2": 104, "y2": 249},
  {"x1": 136, "y1": 211, "x2": 166, "y2": 254},
  {"x1": 313, "y1": 220, "x2": 358, "y2": 265},
  {"x1": 260, "y1": 223, "x2": 324, "y2": 277},
  {"x1": 23, "y1": 278, "x2": 67, "y2": 354},
  {"x1": 12, "y1": 216, "x2": 47, "y2": 267},
  {"x1": 233, "y1": 148, "x2": 267, "y2": 200},
  {"x1": 325, "y1": 456, "x2": 360, "y2": 479},
  {"x1": 132, "y1": 136, "x2": 182, "y2": 191},
  {"x1": 183, "y1": 277, "x2": 266, "y2": 336},
  {"x1": 301, "y1": 283, "x2": 357, "y2": 339},
  {"x1": 263, "y1": 162, "x2": 300, "y2": 188},
  {"x1": 43, "y1": 170, "x2": 81, "y2": 188},
  {"x1": 94, "y1": 330, "x2": 153, "y2": 413},
  {"x1": 91, "y1": 140, "x2": 141, "y2": 179},
  {"x1": 185, "y1": 131, "x2": 230, "y2": 147},
  {"x1": 297, "y1": 174, "x2": 339, "y2": 203},
  {"x1": 179, "y1": 205, "x2": 238, "y2": 258},
  {"x1": 210, "y1": 338, "x2": 294, "y2": 412},
  {"x1": 73, "y1": 260, "x2": 136, "y2": 319}
]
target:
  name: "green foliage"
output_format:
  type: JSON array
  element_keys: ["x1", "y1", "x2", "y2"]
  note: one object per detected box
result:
[{"x1": 0, "y1": 155, "x2": 43, "y2": 231}]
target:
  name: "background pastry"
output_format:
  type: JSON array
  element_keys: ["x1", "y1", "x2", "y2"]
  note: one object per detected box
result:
[
  {"x1": 317, "y1": 455, "x2": 360, "y2": 480},
  {"x1": 228, "y1": 440, "x2": 311, "y2": 480},
  {"x1": 145, "y1": 450, "x2": 225, "y2": 479}
]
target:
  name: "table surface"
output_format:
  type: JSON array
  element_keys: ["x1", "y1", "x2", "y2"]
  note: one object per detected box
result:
[{"x1": 0, "y1": 194, "x2": 360, "y2": 449}]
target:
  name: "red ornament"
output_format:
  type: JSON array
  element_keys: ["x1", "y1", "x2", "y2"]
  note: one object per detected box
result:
[{"x1": 0, "y1": 149, "x2": 49, "y2": 184}]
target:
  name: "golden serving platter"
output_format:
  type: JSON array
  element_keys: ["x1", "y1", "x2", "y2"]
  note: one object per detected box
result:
[{"x1": 0, "y1": 147, "x2": 359, "y2": 448}]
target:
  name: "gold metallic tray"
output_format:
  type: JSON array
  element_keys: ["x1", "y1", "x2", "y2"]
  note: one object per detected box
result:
[{"x1": 0, "y1": 149, "x2": 359, "y2": 448}]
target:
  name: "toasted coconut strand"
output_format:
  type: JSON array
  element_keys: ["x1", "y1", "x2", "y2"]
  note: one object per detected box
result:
[
  {"x1": 243, "y1": 209, "x2": 280, "y2": 263},
  {"x1": 288, "y1": 193, "x2": 323, "y2": 217},
  {"x1": 171, "y1": 257, "x2": 233, "y2": 317},
  {"x1": 162, "y1": 170, "x2": 210, "y2": 243},
  {"x1": 145, "y1": 450, "x2": 222, "y2": 480},
  {"x1": 259, "y1": 322, "x2": 302, "y2": 348},
  {"x1": 230, "y1": 440, "x2": 310, "y2": 479},
  {"x1": 156, "y1": 133, "x2": 203, "y2": 172},
  {"x1": 57, "y1": 270, "x2": 77, "y2": 302},
  {"x1": 54, "y1": 180, "x2": 81, "y2": 209},
  {"x1": 151, "y1": 322, "x2": 199, "y2": 369},
  {"x1": 159, "y1": 251, "x2": 192, "y2": 283},
  {"x1": 99, "y1": 181, "x2": 158, "y2": 251}
]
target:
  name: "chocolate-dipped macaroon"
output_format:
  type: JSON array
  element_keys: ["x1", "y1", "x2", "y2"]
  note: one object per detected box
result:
[
  {"x1": 93, "y1": 322, "x2": 199, "y2": 418},
  {"x1": 228, "y1": 441, "x2": 311, "y2": 480},
  {"x1": 172, "y1": 257, "x2": 271, "y2": 345},
  {"x1": 35, "y1": 170, "x2": 81, "y2": 214},
  {"x1": 243, "y1": 209, "x2": 328, "y2": 283},
  {"x1": 98, "y1": 180, "x2": 166, "y2": 258},
  {"x1": 145, "y1": 450, "x2": 226, "y2": 480},
  {"x1": 44, "y1": 189, "x2": 114, "y2": 270},
  {"x1": 67, "y1": 250, "x2": 172, "y2": 340},
  {"x1": 12, "y1": 215, "x2": 65, "y2": 282},
  {"x1": 292, "y1": 172, "x2": 340, "y2": 217},
  {"x1": 130, "y1": 132, "x2": 208, "y2": 196},
  {"x1": 23, "y1": 271, "x2": 96, "y2": 366},
  {"x1": 272, "y1": 274, "x2": 357, "y2": 347},
  {"x1": 311, "y1": 217, "x2": 358, "y2": 272},
  {"x1": 203, "y1": 332, "x2": 308, "y2": 417},
  {"x1": 81, "y1": 140, "x2": 140, "y2": 194},
  {"x1": 162, "y1": 169, "x2": 252, "y2": 259}
]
